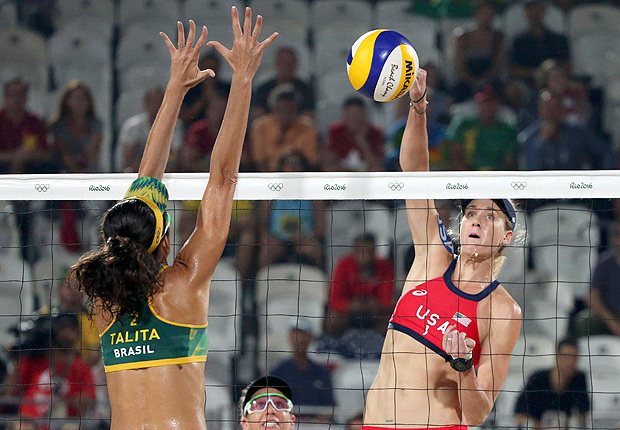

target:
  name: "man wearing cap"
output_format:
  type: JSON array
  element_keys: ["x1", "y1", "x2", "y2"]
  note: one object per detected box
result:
[
  {"x1": 239, "y1": 376, "x2": 296, "y2": 430},
  {"x1": 442, "y1": 84, "x2": 519, "y2": 171},
  {"x1": 270, "y1": 319, "x2": 335, "y2": 419}
]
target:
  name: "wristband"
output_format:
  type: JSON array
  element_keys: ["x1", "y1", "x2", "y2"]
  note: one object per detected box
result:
[
  {"x1": 410, "y1": 100, "x2": 428, "y2": 114},
  {"x1": 411, "y1": 87, "x2": 427, "y2": 104}
]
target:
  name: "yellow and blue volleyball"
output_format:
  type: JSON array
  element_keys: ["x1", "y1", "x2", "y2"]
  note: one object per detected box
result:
[{"x1": 347, "y1": 29, "x2": 419, "y2": 102}]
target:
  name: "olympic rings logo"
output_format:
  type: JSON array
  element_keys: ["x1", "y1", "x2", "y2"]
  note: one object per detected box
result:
[
  {"x1": 35, "y1": 184, "x2": 50, "y2": 192},
  {"x1": 511, "y1": 181, "x2": 527, "y2": 190},
  {"x1": 388, "y1": 182, "x2": 404, "y2": 191},
  {"x1": 268, "y1": 183, "x2": 283, "y2": 192}
]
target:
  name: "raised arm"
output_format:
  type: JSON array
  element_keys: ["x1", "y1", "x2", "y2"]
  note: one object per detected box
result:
[
  {"x1": 400, "y1": 69, "x2": 453, "y2": 281},
  {"x1": 174, "y1": 7, "x2": 277, "y2": 284},
  {"x1": 138, "y1": 21, "x2": 215, "y2": 180}
]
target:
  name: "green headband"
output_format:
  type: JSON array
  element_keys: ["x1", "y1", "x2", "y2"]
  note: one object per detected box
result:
[{"x1": 123, "y1": 177, "x2": 169, "y2": 253}]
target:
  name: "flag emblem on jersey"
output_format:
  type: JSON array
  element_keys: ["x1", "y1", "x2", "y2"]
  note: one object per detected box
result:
[{"x1": 452, "y1": 312, "x2": 472, "y2": 327}]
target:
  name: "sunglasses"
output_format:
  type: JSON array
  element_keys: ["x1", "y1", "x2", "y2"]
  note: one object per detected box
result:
[{"x1": 243, "y1": 394, "x2": 293, "y2": 416}]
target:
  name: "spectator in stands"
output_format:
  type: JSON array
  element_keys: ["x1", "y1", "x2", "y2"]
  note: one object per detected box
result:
[
  {"x1": 0, "y1": 78, "x2": 51, "y2": 174},
  {"x1": 575, "y1": 221, "x2": 620, "y2": 337},
  {"x1": 116, "y1": 86, "x2": 184, "y2": 173},
  {"x1": 0, "y1": 77, "x2": 54, "y2": 262},
  {"x1": 535, "y1": 58, "x2": 592, "y2": 127},
  {"x1": 50, "y1": 80, "x2": 103, "y2": 173},
  {"x1": 452, "y1": 0, "x2": 506, "y2": 102},
  {"x1": 513, "y1": 338, "x2": 589, "y2": 429},
  {"x1": 4, "y1": 313, "x2": 96, "y2": 422},
  {"x1": 503, "y1": 80, "x2": 537, "y2": 131},
  {"x1": 510, "y1": 0, "x2": 570, "y2": 87},
  {"x1": 254, "y1": 46, "x2": 314, "y2": 115},
  {"x1": 238, "y1": 376, "x2": 295, "y2": 430},
  {"x1": 250, "y1": 87, "x2": 318, "y2": 172},
  {"x1": 178, "y1": 87, "x2": 254, "y2": 173},
  {"x1": 270, "y1": 318, "x2": 335, "y2": 422},
  {"x1": 326, "y1": 97, "x2": 384, "y2": 172},
  {"x1": 179, "y1": 51, "x2": 231, "y2": 125},
  {"x1": 257, "y1": 150, "x2": 325, "y2": 269},
  {"x1": 520, "y1": 89, "x2": 612, "y2": 170},
  {"x1": 442, "y1": 85, "x2": 519, "y2": 170},
  {"x1": 325, "y1": 234, "x2": 394, "y2": 337}
]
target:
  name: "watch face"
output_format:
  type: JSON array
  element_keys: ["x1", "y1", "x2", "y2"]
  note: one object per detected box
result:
[{"x1": 451, "y1": 357, "x2": 473, "y2": 372}]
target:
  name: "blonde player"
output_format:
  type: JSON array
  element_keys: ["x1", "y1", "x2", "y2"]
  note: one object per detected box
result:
[
  {"x1": 363, "y1": 68, "x2": 523, "y2": 430},
  {"x1": 68, "y1": 8, "x2": 276, "y2": 429}
]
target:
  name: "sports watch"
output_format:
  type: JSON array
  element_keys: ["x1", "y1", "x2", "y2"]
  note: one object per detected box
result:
[{"x1": 449, "y1": 352, "x2": 473, "y2": 372}]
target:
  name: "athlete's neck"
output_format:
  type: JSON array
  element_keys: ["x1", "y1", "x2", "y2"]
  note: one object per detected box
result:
[{"x1": 452, "y1": 256, "x2": 495, "y2": 291}]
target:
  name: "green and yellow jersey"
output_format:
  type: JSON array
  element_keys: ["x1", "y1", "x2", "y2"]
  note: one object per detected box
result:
[{"x1": 100, "y1": 299, "x2": 208, "y2": 373}]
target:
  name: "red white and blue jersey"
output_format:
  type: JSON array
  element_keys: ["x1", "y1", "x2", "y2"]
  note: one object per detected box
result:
[{"x1": 388, "y1": 258, "x2": 499, "y2": 369}]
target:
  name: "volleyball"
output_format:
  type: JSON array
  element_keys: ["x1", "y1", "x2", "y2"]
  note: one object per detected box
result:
[{"x1": 347, "y1": 29, "x2": 419, "y2": 102}]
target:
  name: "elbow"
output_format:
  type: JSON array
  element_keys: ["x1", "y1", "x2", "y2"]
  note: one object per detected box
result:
[
  {"x1": 464, "y1": 399, "x2": 494, "y2": 426},
  {"x1": 222, "y1": 169, "x2": 239, "y2": 185}
]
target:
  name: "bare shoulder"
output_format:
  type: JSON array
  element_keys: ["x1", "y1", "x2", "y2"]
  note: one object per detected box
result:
[{"x1": 492, "y1": 285, "x2": 523, "y2": 320}]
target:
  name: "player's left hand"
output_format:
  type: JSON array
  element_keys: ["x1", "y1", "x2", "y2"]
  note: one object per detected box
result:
[
  {"x1": 208, "y1": 6, "x2": 278, "y2": 79},
  {"x1": 443, "y1": 324, "x2": 476, "y2": 358}
]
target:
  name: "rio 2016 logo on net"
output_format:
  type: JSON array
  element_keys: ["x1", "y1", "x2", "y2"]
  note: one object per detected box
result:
[
  {"x1": 89, "y1": 185, "x2": 110, "y2": 192},
  {"x1": 324, "y1": 184, "x2": 346, "y2": 191}
]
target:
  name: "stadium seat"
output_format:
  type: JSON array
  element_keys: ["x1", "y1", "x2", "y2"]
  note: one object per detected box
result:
[
  {"x1": 313, "y1": 26, "x2": 361, "y2": 76},
  {"x1": 603, "y1": 76, "x2": 620, "y2": 148},
  {"x1": 255, "y1": 263, "x2": 327, "y2": 370},
  {"x1": 568, "y1": 4, "x2": 620, "y2": 41},
  {"x1": 254, "y1": 19, "x2": 310, "y2": 82},
  {"x1": 205, "y1": 377, "x2": 234, "y2": 430},
  {"x1": 183, "y1": 0, "x2": 244, "y2": 26},
  {"x1": 589, "y1": 376, "x2": 620, "y2": 428},
  {"x1": 54, "y1": 17, "x2": 114, "y2": 44},
  {"x1": 503, "y1": 2, "x2": 567, "y2": 42},
  {"x1": 117, "y1": 24, "x2": 171, "y2": 72},
  {"x1": 376, "y1": 3, "x2": 439, "y2": 66},
  {"x1": 55, "y1": 0, "x2": 115, "y2": 30},
  {"x1": 208, "y1": 260, "x2": 243, "y2": 381},
  {"x1": 118, "y1": 66, "x2": 170, "y2": 95},
  {"x1": 0, "y1": 258, "x2": 34, "y2": 349},
  {"x1": 0, "y1": 27, "x2": 47, "y2": 115},
  {"x1": 332, "y1": 359, "x2": 379, "y2": 423},
  {"x1": 119, "y1": 0, "x2": 181, "y2": 30},
  {"x1": 578, "y1": 335, "x2": 620, "y2": 378},
  {"x1": 571, "y1": 33, "x2": 620, "y2": 87},
  {"x1": 255, "y1": 263, "x2": 327, "y2": 305},
  {"x1": 492, "y1": 372, "x2": 524, "y2": 429},
  {"x1": 529, "y1": 204, "x2": 600, "y2": 301},
  {"x1": 325, "y1": 201, "x2": 392, "y2": 274},
  {"x1": 509, "y1": 335, "x2": 556, "y2": 379},
  {"x1": 311, "y1": 0, "x2": 372, "y2": 32},
  {"x1": 116, "y1": 89, "x2": 147, "y2": 129},
  {"x1": 251, "y1": 0, "x2": 310, "y2": 28},
  {"x1": 0, "y1": 1, "x2": 17, "y2": 27}
]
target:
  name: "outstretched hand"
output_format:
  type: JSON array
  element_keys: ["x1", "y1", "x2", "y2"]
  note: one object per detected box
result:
[
  {"x1": 409, "y1": 68, "x2": 427, "y2": 104},
  {"x1": 208, "y1": 6, "x2": 278, "y2": 78},
  {"x1": 160, "y1": 20, "x2": 215, "y2": 91}
]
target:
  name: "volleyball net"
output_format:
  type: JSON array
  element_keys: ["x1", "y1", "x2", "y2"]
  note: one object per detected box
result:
[{"x1": 0, "y1": 171, "x2": 619, "y2": 430}]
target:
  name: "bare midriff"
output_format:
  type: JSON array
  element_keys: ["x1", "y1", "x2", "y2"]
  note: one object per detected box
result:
[
  {"x1": 364, "y1": 330, "x2": 465, "y2": 429},
  {"x1": 106, "y1": 362, "x2": 207, "y2": 430}
]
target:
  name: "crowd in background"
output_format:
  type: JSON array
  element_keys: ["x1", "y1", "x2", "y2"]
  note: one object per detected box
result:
[{"x1": 1, "y1": 0, "x2": 620, "y2": 429}]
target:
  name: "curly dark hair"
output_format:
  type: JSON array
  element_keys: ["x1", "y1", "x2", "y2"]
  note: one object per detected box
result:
[{"x1": 67, "y1": 199, "x2": 163, "y2": 320}]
